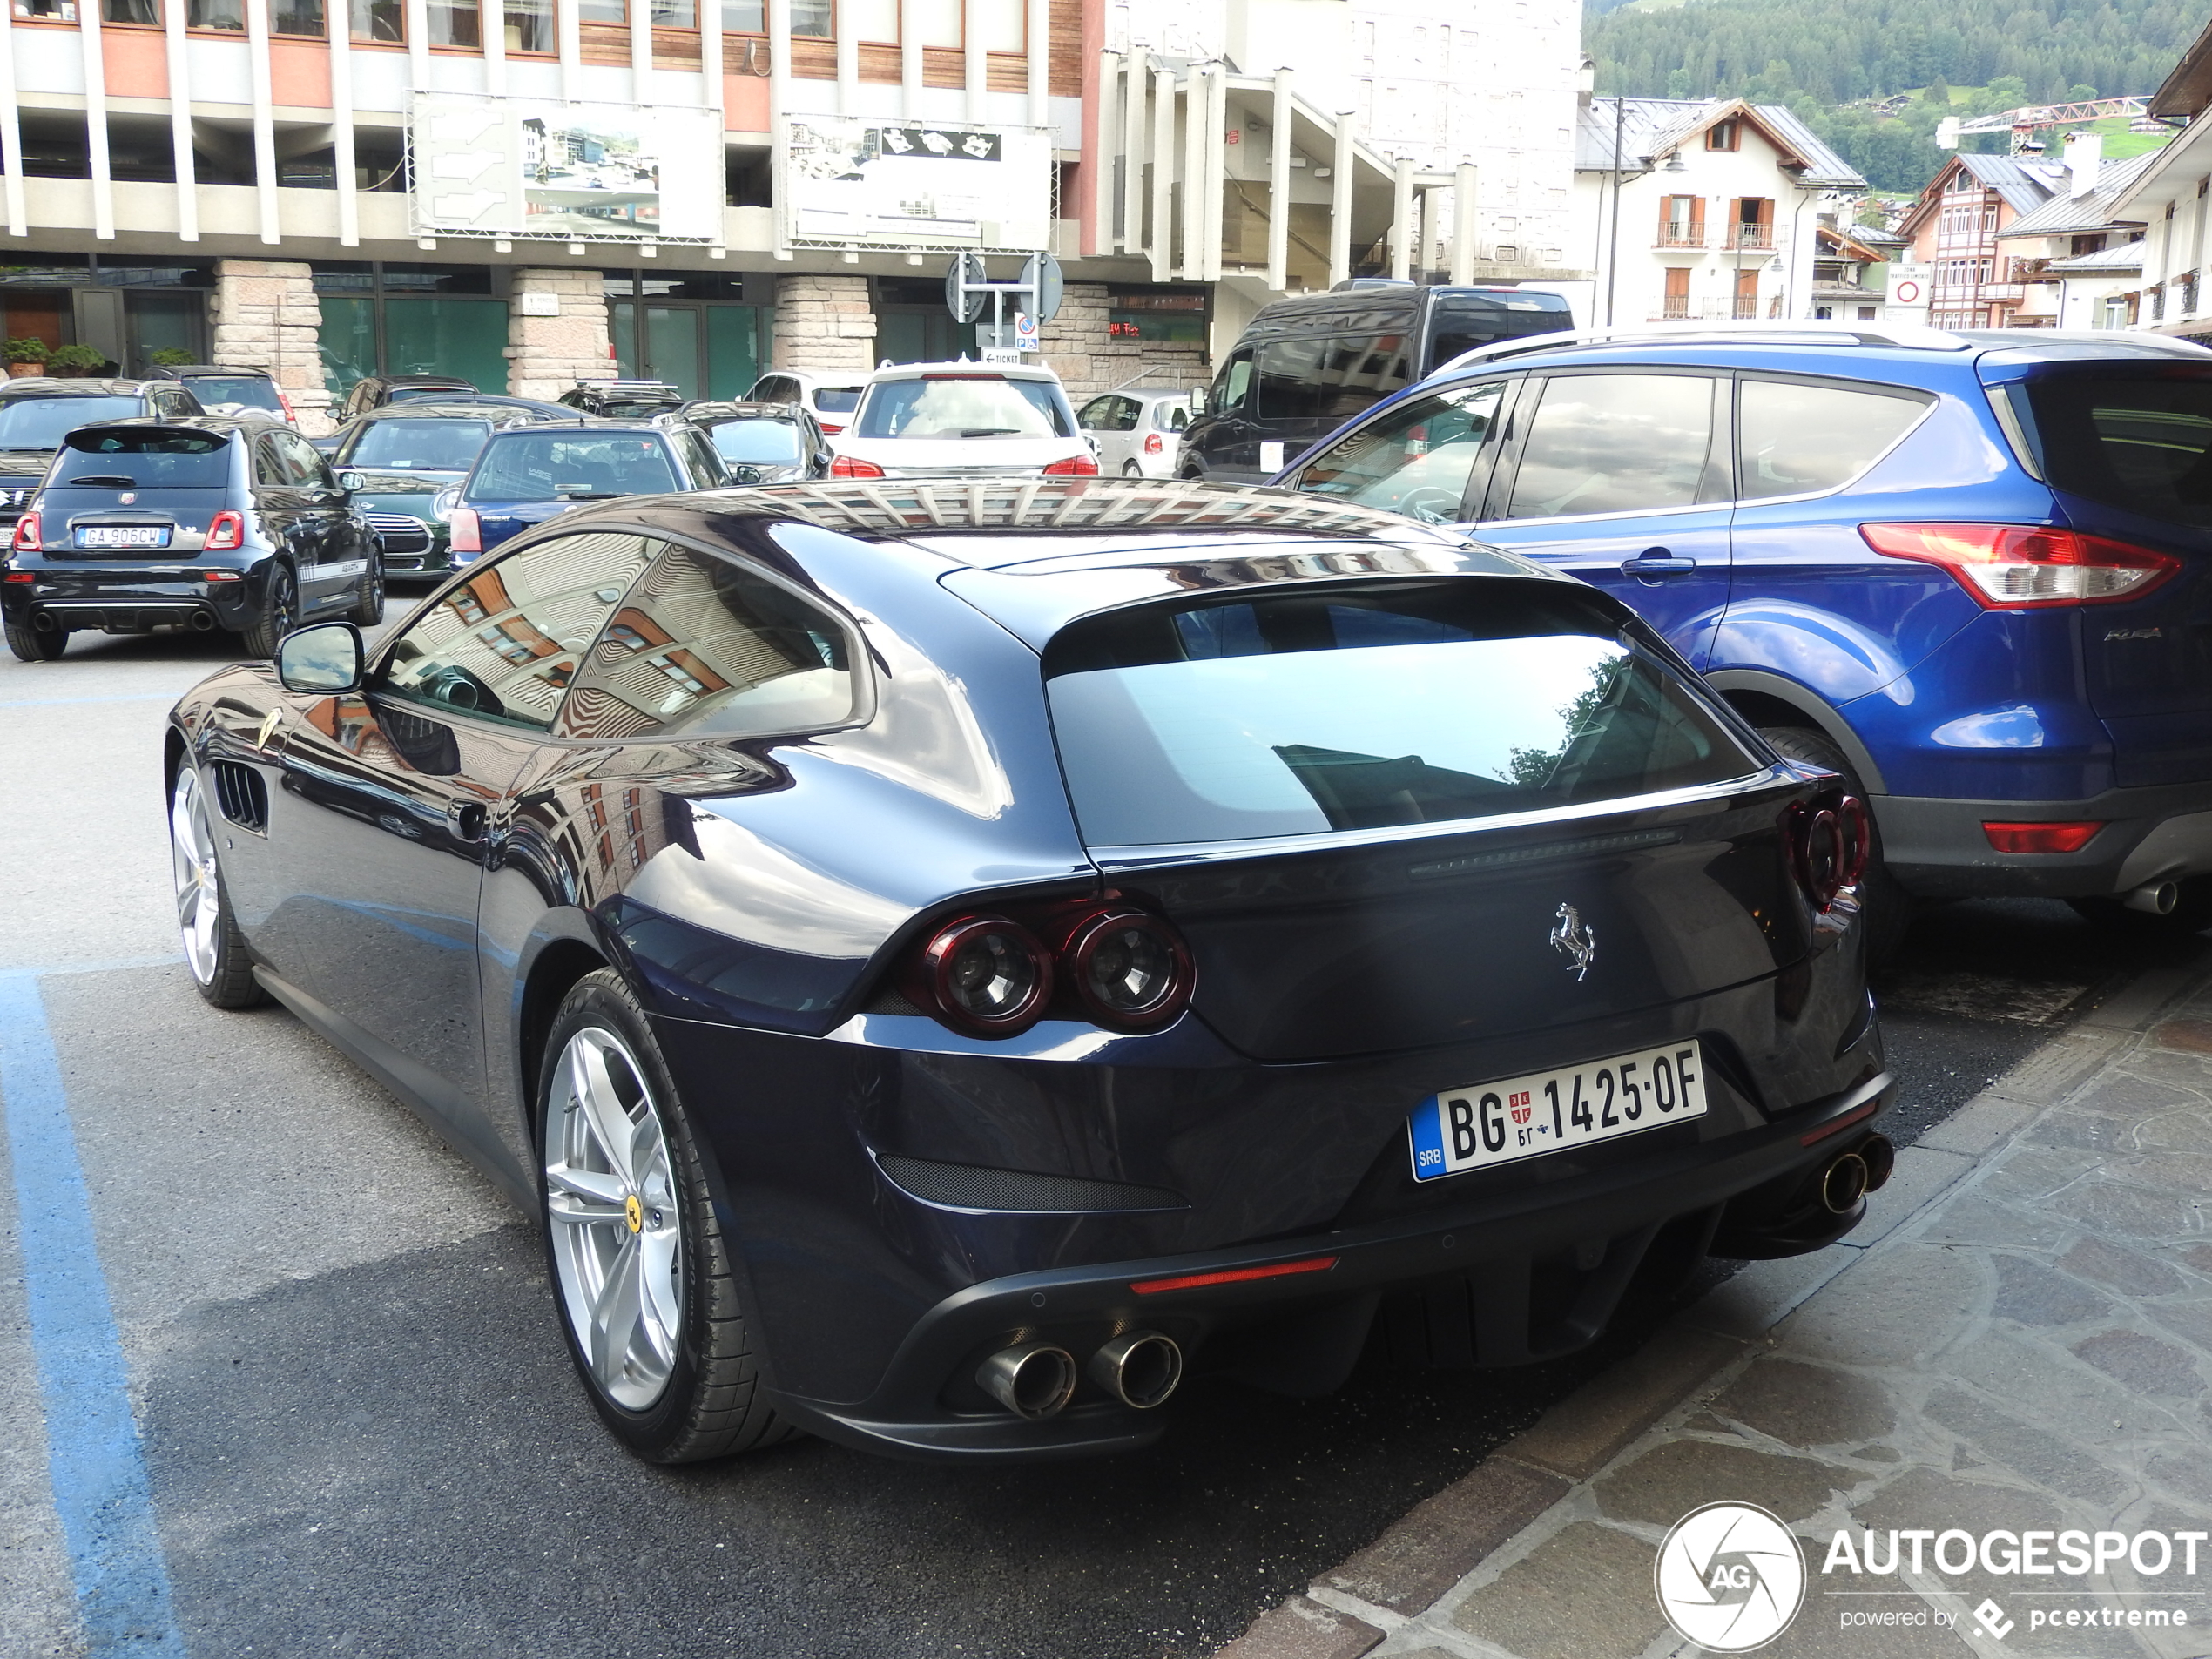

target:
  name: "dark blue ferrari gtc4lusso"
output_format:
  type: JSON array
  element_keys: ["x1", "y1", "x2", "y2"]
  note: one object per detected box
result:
[{"x1": 163, "y1": 477, "x2": 1894, "y2": 1464}]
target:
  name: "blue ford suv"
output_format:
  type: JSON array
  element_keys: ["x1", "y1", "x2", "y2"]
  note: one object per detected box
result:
[{"x1": 1271, "y1": 327, "x2": 2212, "y2": 948}]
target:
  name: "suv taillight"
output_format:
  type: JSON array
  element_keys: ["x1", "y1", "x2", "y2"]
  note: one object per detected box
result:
[
  {"x1": 830, "y1": 455, "x2": 885, "y2": 479},
  {"x1": 202, "y1": 510, "x2": 245, "y2": 551},
  {"x1": 10, "y1": 511, "x2": 38, "y2": 551},
  {"x1": 1860, "y1": 523, "x2": 2180, "y2": 607},
  {"x1": 1043, "y1": 455, "x2": 1100, "y2": 476},
  {"x1": 1784, "y1": 792, "x2": 1870, "y2": 913},
  {"x1": 900, "y1": 899, "x2": 1196, "y2": 1038},
  {"x1": 277, "y1": 388, "x2": 296, "y2": 421},
  {"x1": 448, "y1": 507, "x2": 481, "y2": 553}
]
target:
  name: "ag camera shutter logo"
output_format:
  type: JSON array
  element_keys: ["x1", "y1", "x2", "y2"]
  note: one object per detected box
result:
[{"x1": 1654, "y1": 1501, "x2": 1807, "y2": 1651}]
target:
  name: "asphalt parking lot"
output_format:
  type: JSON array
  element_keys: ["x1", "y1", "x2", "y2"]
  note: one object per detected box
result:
[{"x1": 3, "y1": 622, "x2": 2199, "y2": 1659}]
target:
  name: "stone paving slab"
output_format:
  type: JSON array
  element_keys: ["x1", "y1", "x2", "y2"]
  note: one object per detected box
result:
[{"x1": 1219, "y1": 968, "x2": 2212, "y2": 1659}]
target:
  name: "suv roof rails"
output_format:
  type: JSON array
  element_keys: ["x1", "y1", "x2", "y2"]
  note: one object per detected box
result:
[{"x1": 1433, "y1": 320, "x2": 1980, "y2": 377}]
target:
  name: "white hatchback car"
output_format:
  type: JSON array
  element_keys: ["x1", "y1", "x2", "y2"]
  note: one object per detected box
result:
[
  {"x1": 1076, "y1": 388, "x2": 1192, "y2": 478},
  {"x1": 827, "y1": 361, "x2": 1098, "y2": 480},
  {"x1": 745, "y1": 368, "x2": 869, "y2": 438}
]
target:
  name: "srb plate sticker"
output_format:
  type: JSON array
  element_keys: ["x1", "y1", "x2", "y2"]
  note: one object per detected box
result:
[{"x1": 1408, "y1": 1039, "x2": 1709, "y2": 1182}]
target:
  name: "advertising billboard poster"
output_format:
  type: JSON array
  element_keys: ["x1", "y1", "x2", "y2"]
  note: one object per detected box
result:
[
  {"x1": 779, "y1": 118, "x2": 1055, "y2": 253},
  {"x1": 410, "y1": 92, "x2": 723, "y2": 243}
]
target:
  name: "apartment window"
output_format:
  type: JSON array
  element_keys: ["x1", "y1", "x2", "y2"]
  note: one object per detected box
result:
[
  {"x1": 791, "y1": 0, "x2": 829, "y2": 33},
  {"x1": 721, "y1": 0, "x2": 760, "y2": 24},
  {"x1": 351, "y1": 0, "x2": 401, "y2": 38},
  {"x1": 1662, "y1": 266, "x2": 1690, "y2": 320},
  {"x1": 428, "y1": 0, "x2": 476, "y2": 43},
  {"x1": 103, "y1": 0, "x2": 159, "y2": 23},
  {"x1": 1705, "y1": 118, "x2": 1740, "y2": 152},
  {"x1": 272, "y1": 0, "x2": 323, "y2": 33},
  {"x1": 647, "y1": 0, "x2": 693, "y2": 19},
  {"x1": 1732, "y1": 268, "x2": 1759, "y2": 320},
  {"x1": 186, "y1": 0, "x2": 243, "y2": 29},
  {"x1": 10, "y1": 0, "x2": 78, "y2": 19},
  {"x1": 1659, "y1": 195, "x2": 1702, "y2": 246},
  {"x1": 579, "y1": 0, "x2": 621, "y2": 18},
  {"x1": 1730, "y1": 198, "x2": 1773, "y2": 250},
  {"x1": 504, "y1": 0, "x2": 550, "y2": 48}
]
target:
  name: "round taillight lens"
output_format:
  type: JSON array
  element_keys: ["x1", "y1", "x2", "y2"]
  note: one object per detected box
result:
[
  {"x1": 917, "y1": 915, "x2": 1053, "y2": 1034},
  {"x1": 1067, "y1": 909, "x2": 1192, "y2": 1028},
  {"x1": 1787, "y1": 793, "x2": 1871, "y2": 913}
]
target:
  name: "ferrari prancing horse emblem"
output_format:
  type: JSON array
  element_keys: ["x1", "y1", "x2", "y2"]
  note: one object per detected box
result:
[{"x1": 1550, "y1": 902, "x2": 1596, "y2": 981}]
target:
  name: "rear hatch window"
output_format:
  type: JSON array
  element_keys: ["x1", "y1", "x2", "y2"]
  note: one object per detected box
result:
[
  {"x1": 54, "y1": 428, "x2": 231, "y2": 488},
  {"x1": 350, "y1": 417, "x2": 492, "y2": 470},
  {"x1": 1044, "y1": 584, "x2": 1758, "y2": 846},
  {"x1": 855, "y1": 376, "x2": 1070, "y2": 439},
  {"x1": 2021, "y1": 371, "x2": 2212, "y2": 526},
  {"x1": 180, "y1": 376, "x2": 281, "y2": 412},
  {"x1": 0, "y1": 396, "x2": 145, "y2": 449},
  {"x1": 468, "y1": 433, "x2": 678, "y2": 500},
  {"x1": 813, "y1": 388, "x2": 862, "y2": 415}
]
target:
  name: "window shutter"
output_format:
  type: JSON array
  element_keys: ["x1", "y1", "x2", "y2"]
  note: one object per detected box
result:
[{"x1": 1689, "y1": 197, "x2": 1705, "y2": 242}]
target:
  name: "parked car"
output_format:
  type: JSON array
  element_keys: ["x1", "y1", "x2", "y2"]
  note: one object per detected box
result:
[
  {"x1": 1271, "y1": 323, "x2": 2212, "y2": 947},
  {"x1": 0, "y1": 376, "x2": 207, "y2": 539},
  {"x1": 1180, "y1": 281, "x2": 1575, "y2": 484},
  {"x1": 162, "y1": 475, "x2": 1892, "y2": 1464},
  {"x1": 447, "y1": 419, "x2": 729, "y2": 558},
  {"x1": 745, "y1": 368, "x2": 868, "y2": 437},
  {"x1": 335, "y1": 374, "x2": 477, "y2": 423},
  {"x1": 676, "y1": 400, "x2": 833, "y2": 483},
  {"x1": 558, "y1": 380, "x2": 686, "y2": 419},
  {"x1": 146, "y1": 364, "x2": 295, "y2": 424},
  {"x1": 829, "y1": 361, "x2": 1096, "y2": 480},
  {"x1": 328, "y1": 401, "x2": 581, "y2": 579},
  {"x1": 1077, "y1": 388, "x2": 1191, "y2": 478},
  {"x1": 3, "y1": 416, "x2": 379, "y2": 661}
]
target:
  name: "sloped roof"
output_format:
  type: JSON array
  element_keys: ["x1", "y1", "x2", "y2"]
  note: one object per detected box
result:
[
  {"x1": 1994, "y1": 151, "x2": 2159, "y2": 239},
  {"x1": 1952, "y1": 152, "x2": 2069, "y2": 216},
  {"x1": 1576, "y1": 97, "x2": 1865, "y2": 187},
  {"x1": 2046, "y1": 240, "x2": 2148, "y2": 273},
  {"x1": 1817, "y1": 223, "x2": 1887, "y2": 262}
]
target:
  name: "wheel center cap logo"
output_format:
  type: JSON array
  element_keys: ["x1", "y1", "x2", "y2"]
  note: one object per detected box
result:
[
  {"x1": 1654, "y1": 1501, "x2": 1805, "y2": 1652},
  {"x1": 624, "y1": 1193, "x2": 644, "y2": 1233}
]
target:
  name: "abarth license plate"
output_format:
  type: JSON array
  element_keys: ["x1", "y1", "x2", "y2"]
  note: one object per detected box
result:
[
  {"x1": 75, "y1": 525, "x2": 169, "y2": 548},
  {"x1": 1408, "y1": 1039, "x2": 1708, "y2": 1182}
]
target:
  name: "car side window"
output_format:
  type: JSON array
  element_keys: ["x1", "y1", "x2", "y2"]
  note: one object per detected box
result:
[
  {"x1": 1212, "y1": 351, "x2": 1253, "y2": 416},
  {"x1": 675, "y1": 428, "x2": 728, "y2": 486},
  {"x1": 378, "y1": 531, "x2": 657, "y2": 732},
  {"x1": 556, "y1": 540, "x2": 858, "y2": 743},
  {"x1": 1737, "y1": 377, "x2": 1932, "y2": 500},
  {"x1": 253, "y1": 438, "x2": 290, "y2": 488},
  {"x1": 1503, "y1": 374, "x2": 1721, "y2": 520},
  {"x1": 275, "y1": 429, "x2": 331, "y2": 488},
  {"x1": 1294, "y1": 381, "x2": 1508, "y2": 523},
  {"x1": 1077, "y1": 395, "x2": 1113, "y2": 429}
]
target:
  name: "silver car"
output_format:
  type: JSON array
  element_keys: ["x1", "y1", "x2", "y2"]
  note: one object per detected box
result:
[{"x1": 1076, "y1": 388, "x2": 1192, "y2": 478}]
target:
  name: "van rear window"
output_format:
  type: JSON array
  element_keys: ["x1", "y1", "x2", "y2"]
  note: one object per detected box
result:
[
  {"x1": 55, "y1": 428, "x2": 230, "y2": 488},
  {"x1": 1043, "y1": 584, "x2": 1757, "y2": 846},
  {"x1": 2023, "y1": 373, "x2": 2212, "y2": 527}
]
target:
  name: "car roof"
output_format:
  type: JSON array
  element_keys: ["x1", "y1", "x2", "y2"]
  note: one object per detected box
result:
[
  {"x1": 680, "y1": 401, "x2": 801, "y2": 421},
  {"x1": 0, "y1": 378, "x2": 162, "y2": 399},
  {"x1": 863, "y1": 359, "x2": 1062, "y2": 384},
  {"x1": 382, "y1": 374, "x2": 474, "y2": 385},
  {"x1": 158, "y1": 364, "x2": 274, "y2": 377},
  {"x1": 357, "y1": 401, "x2": 575, "y2": 423},
  {"x1": 60, "y1": 415, "x2": 253, "y2": 439},
  {"x1": 770, "y1": 369, "x2": 867, "y2": 388}
]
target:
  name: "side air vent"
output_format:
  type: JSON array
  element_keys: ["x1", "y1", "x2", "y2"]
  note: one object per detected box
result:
[
  {"x1": 208, "y1": 760, "x2": 268, "y2": 832},
  {"x1": 876, "y1": 1154, "x2": 1186, "y2": 1214}
]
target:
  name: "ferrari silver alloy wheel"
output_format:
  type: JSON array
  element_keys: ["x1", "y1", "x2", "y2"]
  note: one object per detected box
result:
[
  {"x1": 544, "y1": 1026, "x2": 685, "y2": 1411},
  {"x1": 170, "y1": 768, "x2": 221, "y2": 986}
]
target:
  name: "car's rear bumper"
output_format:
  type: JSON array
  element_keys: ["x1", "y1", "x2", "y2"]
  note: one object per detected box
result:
[
  {"x1": 0, "y1": 563, "x2": 260, "y2": 634},
  {"x1": 762, "y1": 1071, "x2": 1894, "y2": 1463},
  {"x1": 1879, "y1": 783, "x2": 2212, "y2": 898}
]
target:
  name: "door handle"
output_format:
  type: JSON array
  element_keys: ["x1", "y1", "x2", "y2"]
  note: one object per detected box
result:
[{"x1": 1620, "y1": 549, "x2": 1698, "y2": 578}]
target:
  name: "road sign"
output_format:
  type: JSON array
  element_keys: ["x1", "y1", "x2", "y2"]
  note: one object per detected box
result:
[
  {"x1": 944, "y1": 253, "x2": 988, "y2": 323},
  {"x1": 1014, "y1": 310, "x2": 1039, "y2": 349},
  {"x1": 1020, "y1": 253, "x2": 1063, "y2": 324}
]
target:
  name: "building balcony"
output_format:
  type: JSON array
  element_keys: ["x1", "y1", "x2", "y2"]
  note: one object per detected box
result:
[
  {"x1": 1723, "y1": 232, "x2": 1775, "y2": 252},
  {"x1": 1654, "y1": 231, "x2": 1706, "y2": 249}
]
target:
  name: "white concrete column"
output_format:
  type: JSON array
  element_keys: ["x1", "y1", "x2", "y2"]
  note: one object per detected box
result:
[
  {"x1": 558, "y1": 0, "x2": 581, "y2": 100},
  {"x1": 1328, "y1": 110, "x2": 1352, "y2": 287},
  {"x1": 1450, "y1": 160, "x2": 1475, "y2": 284},
  {"x1": 1265, "y1": 68, "x2": 1291, "y2": 293},
  {"x1": 0, "y1": 18, "x2": 24, "y2": 236},
  {"x1": 835, "y1": 0, "x2": 856, "y2": 111},
  {"x1": 164, "y1": 0, "x2": 199, "y2": 240},
  {"x1": 962, "y1": 0, "x2": 985, "y2": 124},
  {"x1": 1149, "y1": 64, "x2": 1172, "y2": 281},
  {"x1": 407, "y1": 0, "x2": 431, "y2": 92},
  {"x1": 1118, "y1": 53, "x2": 1142, "y2": 254},
  {"x1": 701, "y1": 0, "x2": 724, "y2": 255},
  {"x1": 770, "y1": 0, "x2": 791, "y2": 256},
  {"x1": 246, "y1": 0, "x2": 280, "y2": 242},
  {"x1": 1094, "y1": 49, "x2": 1119, "y2": 252},
  {"x1": 331, "y1": 24, "x2": 356, "y2": 246},
  {"x1": 78, "y1": 0, "x2": 114, "y2": 239},
  {"x1": 899, "y1": 0, "x2": 921, "y2": 115},
  {"x1": 1178, "y1": 70, "x2": 1202, "y2": 279},
  {"x1": 1024, "y1": 0, "x2": 1046, "y2": 129},
  {"x1": 630, "y1": 0, "x2": 651, "y2": 102},
  {"x1": 1390, "y1": 153, "x2": 1412, "y2": 280},
  {"x1": 1201, "y1": 65, "x2": 1226, "y2": 282},
  {"x1": 484, "y1": 0, "x2": 508, "y2": 92}
]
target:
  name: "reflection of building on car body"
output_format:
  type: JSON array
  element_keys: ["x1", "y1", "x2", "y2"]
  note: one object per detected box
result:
[{"x1": 162, "y1": 477, "x2": 1892, "y2": 1469}]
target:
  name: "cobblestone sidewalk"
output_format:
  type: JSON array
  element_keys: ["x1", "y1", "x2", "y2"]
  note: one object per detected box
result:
[{"x1": 1218, "y1": 966, "x2": 2212, "y2": 1659}]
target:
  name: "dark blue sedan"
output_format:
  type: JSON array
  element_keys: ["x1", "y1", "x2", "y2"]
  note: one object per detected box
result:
[
  {"x1": 448, "y1": 419, "x2": 730, "y2": 558},
  {"x1": 163, "y1": 478, "x2": 1893, "y2": 1464}
]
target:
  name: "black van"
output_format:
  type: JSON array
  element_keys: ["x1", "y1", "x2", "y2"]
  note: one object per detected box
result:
[{"x1": 1178, "y1": 282, "x2": 1574, "y2": 483}]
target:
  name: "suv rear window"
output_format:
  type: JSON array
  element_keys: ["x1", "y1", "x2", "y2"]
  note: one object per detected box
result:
[
  {"x1": 2023, "y1": 373, "x2": 2212, "y2": 527},
  {"x1": 854, "y1": 375, "x2": 1069, "y2": 439},
  {"x1": 350, "y1": 417, "x2": 492, "y2": 470},
  {"x1": 0, "y1": 395, "x2": 145, "y2": 449},
  {"x1": 54, "y1": 428, "x2": 231, "y2": 488},
  {"x1": 180, "y1": 375, "x2": 282, "y2": 412},
  {"x1": 813, "y1": 388, "x2": 862, "y2": 414},
  {"x1": 468, "y1": 433, "x2": 678, "y2": 500},
  {"x1": 1043, "y1": 584, "x2": 1757, "y2": 846}
]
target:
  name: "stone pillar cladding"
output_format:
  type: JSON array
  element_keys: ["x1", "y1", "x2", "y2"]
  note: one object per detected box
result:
[
  {"x1": 1037, "y1": 282, "x2": 1209, "y2": 401},
  {"x1": 771, "y1": 273, "x2": 878, "y2": 372},
  {"x1": 507, "y1": 268, "x2": 614, "y2": 402},
  {"x1": 210, "y1": 260, "x2": 334, "y2": 434}
]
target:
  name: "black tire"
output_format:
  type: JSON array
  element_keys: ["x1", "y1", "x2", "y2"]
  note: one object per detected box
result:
[
  {"x1": 170, "y1": 765, "x2": 268, "y2": 1010},
  {"x1": 1760, "y1": 725, "x2": 1913, "y2": 966},
  {"x1": 239, "y1": 562, "x2": 299, "y2": 658},
  {"x1": 349, "y1": 549, "x2": 385, "y2": 627},
  {"x1": 2068, "y1": 880, "x2": 2212, "y2": 935},
  {"x1": 1122, "y1": 462, "x2": 1142, "y2": 476},
  {"x1": 537, "y1": 969, "x2": 796, "y2": 1463},
  {"x1": 5, "y1": 619, "x2": 64, "y2": 662}
]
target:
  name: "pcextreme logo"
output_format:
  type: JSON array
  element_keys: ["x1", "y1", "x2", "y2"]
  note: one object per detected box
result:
[{"x1": 1654, "y1": 1501, "x2": 1807, "y2": 1652}]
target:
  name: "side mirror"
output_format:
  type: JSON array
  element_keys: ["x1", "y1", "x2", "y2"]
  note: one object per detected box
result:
[
  {"x1": 1190, "y1": 386, "x2": 1209, "y2": 416},
  {"x1": 276, "y1": 621, "x2": 364, "y2": 692},
  {"x1": 335, "y1": 469, "x2": 365, "y2": 493}
]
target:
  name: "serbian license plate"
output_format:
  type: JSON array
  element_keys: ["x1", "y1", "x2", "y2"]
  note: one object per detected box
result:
[
  {"x1": 75, "y1": 525, "x2": 170, "y2": 549},
  {"x1": 1408, "y1": 1039, "x2": 1709, "y2": 1182}
]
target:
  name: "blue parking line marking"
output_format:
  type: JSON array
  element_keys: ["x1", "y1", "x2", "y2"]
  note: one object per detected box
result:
[{"x1": 0, "y1": 973, "x2": 187, "y2": 1656}]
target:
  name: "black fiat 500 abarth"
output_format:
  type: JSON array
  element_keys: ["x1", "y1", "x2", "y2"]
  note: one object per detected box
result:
[
  {"x1": 161, "y1": 478, "x2": 1893, "y2": 1464},
  {"x1": 5, "y1": 418, "x2": 381, "y2": 661}
]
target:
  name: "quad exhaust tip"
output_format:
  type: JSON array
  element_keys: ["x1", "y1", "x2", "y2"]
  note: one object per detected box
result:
[
  {"x1": 976, "y1": 1341, "x2": 1078, "y2": 1420},
  {"x1": 1860, "y1": 1134, "x2": 1895, "y2": 1194},
  {"x1": 1820, "y1": 1151, "x2": 1870, "y2": 1215},
  {"x1": 1088, "y1": 1331, "x2": 1184, "y2": 1410}
]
